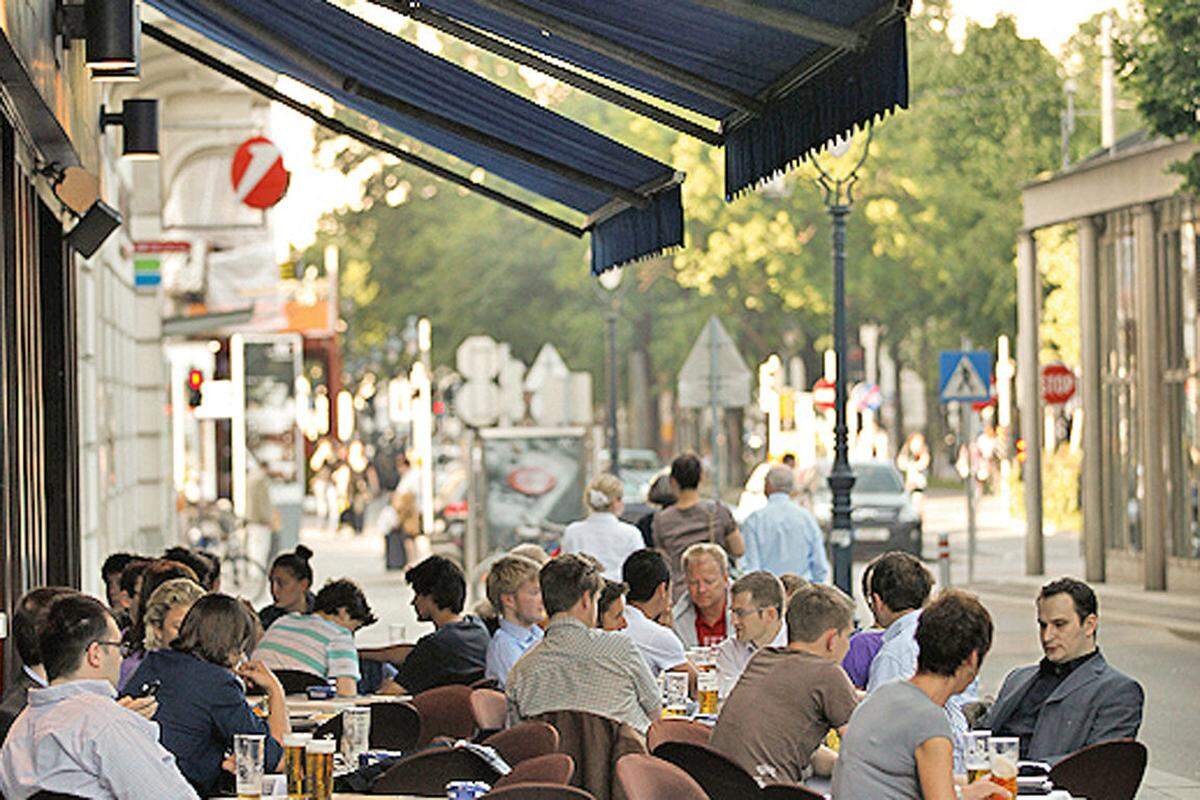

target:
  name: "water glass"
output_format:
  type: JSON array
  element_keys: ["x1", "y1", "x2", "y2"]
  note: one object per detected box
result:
[
  {"x1": 234, "y1": 733, "x2": 266, "y2": 799},
  {"x1": 342, "y1": 705, "x2": 372, "y2": 763}
]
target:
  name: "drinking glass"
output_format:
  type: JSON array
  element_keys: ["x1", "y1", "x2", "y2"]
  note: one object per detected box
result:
[
  {"x1": 305, "y1": 738, "x2": 336, "y2": 800},
  {"x1": 234, "y1": 733, "x2": 265, "y2": 799},
  {"x1": 283, "y1": 733, "x2": 310, "y2": 800},
  {"x1": 661, "y1": 671, "x2": 689, "y2": 717},
  {"x1": 341, "y1": 705, "x2": 372, "y2": 763},
  {"x1": 964, "y1": 730, "x2": 991, "y2": 783},
  {"x1": 988, "y1": 736, "x2": 1020, "y2": 797}
]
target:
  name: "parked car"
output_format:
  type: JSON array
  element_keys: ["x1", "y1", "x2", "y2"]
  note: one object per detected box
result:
[{"x1": 810, "y1": 460, "x2": 924, "y2": 560}]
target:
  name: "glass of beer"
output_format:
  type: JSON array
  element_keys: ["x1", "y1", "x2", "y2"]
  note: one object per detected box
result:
[
  {"x1": 661, "y1": 671, "x2": 689, "y2": 717},
  {"x1": 234, "y1": 733, "x2": 265, "y2": 799},
  {"x1": 988, "y1": 736, "x2": 1019, "y2": 797},
  {"x1": 687, "y1": 646, "x2": 719, "y2": 715},
  {"x1": 964, "y1": 730, "x2": 991, "y2": 783},
  {"x1": 341, "y1": 705, "x2": 371, "y2": 764},
  {"x1": 283, "y1": 733, "x2": 310, "y2": 800},
  {"x1": 305, "y1": 737, "x2": 336, "y2": 800}
]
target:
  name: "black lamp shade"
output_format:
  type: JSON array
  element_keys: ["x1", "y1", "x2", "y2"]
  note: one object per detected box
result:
[
  {"x1": 121, "y1": 98, "x2": 159, "y2": 159},
  {"x1": 85, "y1": 0, "x2": 136, "y2": 69},
  {"x1": 66, "y1": 200, "x2": 123, "y2": 258},
  {"x1": 92, "y1": 10, "x2": 141, "y2": 82}
]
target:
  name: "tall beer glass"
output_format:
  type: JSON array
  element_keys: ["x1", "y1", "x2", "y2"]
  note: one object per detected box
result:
[
  {"x1": 988, "y1": 736, "x2": 1019, "y2": 797},
  {"x1": 965, "y1": 730, "x2": 991, "y2": 783},
  {"x1": 305, "y1": 738, "x2": 336, "y2": 800},
  {"x1": 234, "y1": 733, "x2": 265, "y2": 799},
  {"x1": 283, "y1": 733, "x2": 310, "y2": 799}
]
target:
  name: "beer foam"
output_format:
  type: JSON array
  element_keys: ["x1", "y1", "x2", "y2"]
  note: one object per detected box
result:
[{"x1": 991, "y1": 754, "x2": 1018, "y2": 779}]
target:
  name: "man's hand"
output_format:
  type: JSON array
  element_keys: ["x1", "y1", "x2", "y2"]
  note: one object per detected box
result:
[
  {"x1": 117, "y1": 695, "x2": 158, "y2": 720},
  {"x1": 961, "y1": 780, "x2": 1011, "y2": 800},
  {"x1": 222, "y1": 753, "x2": 237, "y2": 774}
]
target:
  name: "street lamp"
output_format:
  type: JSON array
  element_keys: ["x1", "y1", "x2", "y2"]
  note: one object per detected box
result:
[
  {"x1": 595, "y1": 267, "x2": 627, "y2": 478},
  {"x1": 812, "y1": 126, "x2": 873, "y2": 595}
]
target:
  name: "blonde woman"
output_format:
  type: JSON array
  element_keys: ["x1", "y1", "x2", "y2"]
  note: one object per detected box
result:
[
  {"x1": 142, "y1": 578, "x2": 206, "y2": 652},
  {"x1": 560, "y1": 473, "x2": 644, "y2": 580}
]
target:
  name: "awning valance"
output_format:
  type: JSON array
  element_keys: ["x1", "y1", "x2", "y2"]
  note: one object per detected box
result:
[{"x1": 146, "y1": 0, "x2": 684, "y2": 271}]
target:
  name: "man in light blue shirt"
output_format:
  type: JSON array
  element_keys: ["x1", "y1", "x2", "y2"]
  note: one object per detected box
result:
[
  {"x1": 0, "y1": 594, "x2": 198, "y2": 800},
  {"x1": 741, "y1": 466, "x2": 829, "y2": 582},
  {"x1": 484, "y1": 555, "x2": 546, "y2": 688}
]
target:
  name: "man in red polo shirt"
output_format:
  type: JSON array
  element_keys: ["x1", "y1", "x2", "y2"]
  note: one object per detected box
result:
[{"x1": 672, "y1": 543, "x2": 734, "y2": 647}]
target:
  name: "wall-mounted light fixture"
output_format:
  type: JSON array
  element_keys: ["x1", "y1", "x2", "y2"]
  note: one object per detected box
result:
[
  {"x1": 91, "y1": 12, "x2": 141, "y2": 82},
  {"x1": 38, "y1": 163, "x2": 124, "y2": 258},
  {"x1": 56, "y1": 0, "x2": 138, "y2": 73},
  {"x1": 99, "y1": 98, "x2": 159, "y2": 159}
]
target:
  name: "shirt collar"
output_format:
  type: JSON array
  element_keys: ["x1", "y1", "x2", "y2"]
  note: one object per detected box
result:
[
  {"x1": 23, "y1": 664, "x2": 48, "y2": 689},
  {"x1": 1038, "y1": 648, "x2": 1100, "y2": 678},
  {"x1": 498, "y1": 618, "x2": 542, "y2": 643},
  {"x1": 624, "y1": 605, "x2": 650, "y2": 625},
  {"x1": 28, "y1": 679, "x2": 116, "y2": 706},
  {"x1": 883, "y1": 609, "x2": 921, "y2": 642},
  {"x1": 767, "y1": 493, "x2": 792, "y2": 503},
  {"x1": 587, "y1": 512, "x2": 618, "y2": 523},
  {"x1": 546, "y1": 615, "x2": 589, "y2": 633}
]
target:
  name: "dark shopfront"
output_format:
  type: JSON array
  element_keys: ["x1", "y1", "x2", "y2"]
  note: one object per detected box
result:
[{"x1": 0, "y1": 41, "x2": 85, "y2": 688}]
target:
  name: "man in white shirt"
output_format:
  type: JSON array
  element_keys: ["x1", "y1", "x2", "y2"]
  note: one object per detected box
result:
[
  {"x1": 620, "y1": 549, "x2": 691, "y2": 678},
  {"x1": 0, "y1": 594, "x2": 198, "y2": 800},
  {"x1": 714, "y1": 571, "x2": 789, "y2": 697}
]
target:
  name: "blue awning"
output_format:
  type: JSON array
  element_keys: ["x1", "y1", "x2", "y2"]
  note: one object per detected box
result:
[
  {"x1": 146, "y1": 0, "x2": 684, "y2": 271},
  {"x1": 414, "y1": 0, "x2": 908, "y2": 198}
]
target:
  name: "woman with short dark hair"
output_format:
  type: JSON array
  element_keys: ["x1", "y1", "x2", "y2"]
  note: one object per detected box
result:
[{"x1": 122, "y1": 594, "x2": 290, "y2": 797}]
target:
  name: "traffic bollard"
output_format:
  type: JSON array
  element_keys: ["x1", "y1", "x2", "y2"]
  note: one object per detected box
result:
[{"x1": 938, "y1": 531, "x2": 951, "y2": 588}]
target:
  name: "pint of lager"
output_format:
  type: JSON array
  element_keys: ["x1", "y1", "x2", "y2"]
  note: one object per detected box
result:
[
  {"x1": 305, "y1": 738, "x2": 336, "y2": 800},
  {"x1": 283, "y1": 733, "x2": 311, "y2": 799},
  {"x1": 965, "y1": 730, "x2": 991, "y2": 783},
  {"x1": 988, "y1": 737, "x2": 1019, "y2": 797}
]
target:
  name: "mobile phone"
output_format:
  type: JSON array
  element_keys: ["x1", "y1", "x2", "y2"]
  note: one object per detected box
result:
[{"x1": 135, "y1": 679, "x2": 161, "y2": 699}]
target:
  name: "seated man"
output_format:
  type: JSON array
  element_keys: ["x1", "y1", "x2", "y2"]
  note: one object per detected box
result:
[
  {"x1": 713, "y1": 571, "x2": 789, "y2": 698},
  {"x1": 1, "y1": 587, "x2": 77, "y2": 740},
  {"x1": 392, "y1": 556, "x2": 491, "y2": 694},
  {"x1": 507, "y1": 554, "x2": 661, "y2": 734},
  {"x1": 710, "y1": 584, "x2": 858, "y2": 785},
  {"x1": 983, "y1": 577, "x2": 1144, "y2": 763},
  {"x1": 672, "y1": 543, "x2": 734, "y2": 648},
  {"x1": 0, "y1": 594, "x2": 198, "y2": 799},
  {"x1": 621, "y1": 549, "x2": 690, "y2": 678},
  {"x1": 484, "y1": 554, "x2": 545, "y2": 688}
]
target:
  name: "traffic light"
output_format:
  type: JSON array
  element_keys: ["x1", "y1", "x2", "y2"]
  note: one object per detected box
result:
[
  {"x1": 1015, "y1": 437, "x2": 1027, "y2": 464},
  {"x1": 186, "y1": 369, "x2": 203, "y2": 408}
]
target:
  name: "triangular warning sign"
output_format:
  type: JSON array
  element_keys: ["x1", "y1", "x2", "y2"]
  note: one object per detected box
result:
[{"x1": 942, "y1": 356, "x2": 988, "y2": 400}]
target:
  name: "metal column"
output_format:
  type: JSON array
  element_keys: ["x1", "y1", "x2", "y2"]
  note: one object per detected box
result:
[
  {"x1": 1017, "y1": 231, "x2": 1045, "y2": 575},
  {"x1": 1078, "y1": 217, "x2": 1106, "y2": 582},
  {"x1": 1134, "y1": 204, "x2": 1168, "y2": 590}
]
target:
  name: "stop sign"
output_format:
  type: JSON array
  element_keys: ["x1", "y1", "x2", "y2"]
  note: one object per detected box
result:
[
  {"x1": 813, "y1": 378, "x2": 836, "y2": 411},
  {"x1": 1041, "y1": 362, "x2": 1077, "y2": 405},
  {"x1": 231, "y1": 136, "x2": 289, "y2": 209}
]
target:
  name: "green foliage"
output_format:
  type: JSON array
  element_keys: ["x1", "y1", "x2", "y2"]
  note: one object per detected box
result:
[{"x1": 1119, "y1": 0, "x2": 1200, "y2": 194}]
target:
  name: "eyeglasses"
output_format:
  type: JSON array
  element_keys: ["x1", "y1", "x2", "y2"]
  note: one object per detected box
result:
[{"x1": 92, "y1": 639, "x2": 128, "y2": 656}]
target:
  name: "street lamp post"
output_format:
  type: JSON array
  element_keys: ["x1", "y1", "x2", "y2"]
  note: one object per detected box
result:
[
  {"x1": 813, "y1": 128, "x2": 873, "y2": 596},
  {"x1": 596, "y1": 267, "x2": 626, "y2": 478}
]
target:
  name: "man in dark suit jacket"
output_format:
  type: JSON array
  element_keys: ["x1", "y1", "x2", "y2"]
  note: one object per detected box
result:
[
  {"x1": 983, "y1": 577, "x2": 1143, "y2": 764},
  {"x1": 0, "y1": 587, "x2": 77, "y2": 740}
]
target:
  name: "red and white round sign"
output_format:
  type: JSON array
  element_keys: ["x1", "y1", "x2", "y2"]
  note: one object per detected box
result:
[
  {"x1": 1041, "y1": 362, "x2": 1077, "y2": 405},
  {"x1": 231, "y1": 136, "x2": 289, "y2": 209},
  {"x1": 813, "y1": 378, "x2": 837, "y2": 411}
]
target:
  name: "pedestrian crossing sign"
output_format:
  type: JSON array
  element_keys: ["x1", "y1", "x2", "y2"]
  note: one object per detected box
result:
[{"x1": 938, "y1": 351, "x2": 992, "y2": 404}]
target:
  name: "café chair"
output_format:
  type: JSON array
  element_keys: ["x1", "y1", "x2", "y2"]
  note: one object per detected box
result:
[
  {"x1": 471, "y1": 688, "x2": 509, "y2": 733},
  {"x1": 372, "y1": 745, "x2": 503, "y2": 794},
  {"x1": 651, "y1": 741, "x2": 760, "y2": 800},
  {"x1": 761, "y1": 783, "x2": 825, "y2": 799},
  {"x1": 411, "y1": 684, "x2": 476, "y2": 746},
  {"x1": 1048, "y1": 739, "x2": 1148, "y2": 800},
  {"x1": 273, "y1": 669, "x2": 328, "y2": 694},
  {"x1": 484, "y1": 784, "x2": 597, "y2": 799},
  {"x1": 616, "y1": 753, "x2": 709, "y2": 800},
  {"x1": 645, "y1": 718, "x2": 711, "y2": 752},
  {"x1": 535, "y1": 709, "x2": 646, "y2": 800},
  {"x1": 493, "y1": 753, "x2": 576, "y2": 788},
  {"x1": 312, "y1": 701, "x2": 422, "y2": 752},
  {"x1": 482, "y1": 721, "x2": 561, "y2": 766}
]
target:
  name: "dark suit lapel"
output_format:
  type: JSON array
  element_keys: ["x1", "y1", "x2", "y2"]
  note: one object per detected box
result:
[
  {"x1": 990, "y1": 666, "x2": 1039, "y2": 728},
  {"x1": 1044, "y1": 652, "x2": 1106, "y2": 706}
]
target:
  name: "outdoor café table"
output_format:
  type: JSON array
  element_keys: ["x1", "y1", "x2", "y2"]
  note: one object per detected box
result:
[
  {"x1": 216, "y1": 794, "x2": 432, "y2": 799},
  {"x1": 284, "y1": 693, "x2": 413, "y2": 716}
]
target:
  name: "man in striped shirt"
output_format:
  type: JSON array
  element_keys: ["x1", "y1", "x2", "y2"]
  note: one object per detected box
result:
[{"x1": 253, "y1": 579, "x2": 376, "y2": 696}]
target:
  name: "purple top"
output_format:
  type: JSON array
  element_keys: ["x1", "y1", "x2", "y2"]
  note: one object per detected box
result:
[
  {"x1": 841, "y1": 629, "x2": 885, "y2": 689},
  {"x1": 117, "y1": 651, "x2": 146, "y2": 693}
]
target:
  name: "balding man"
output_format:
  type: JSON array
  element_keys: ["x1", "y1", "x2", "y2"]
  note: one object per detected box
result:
[{"x1": 741, "y1": 465, "x2": 829, "y2": 582}]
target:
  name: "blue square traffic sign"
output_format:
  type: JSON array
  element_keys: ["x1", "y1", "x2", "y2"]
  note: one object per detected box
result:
[{"x1": 939, "y1": 351, "x2": 993, "y2": 404}]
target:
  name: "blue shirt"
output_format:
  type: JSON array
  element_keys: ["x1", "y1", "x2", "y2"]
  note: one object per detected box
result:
[
  {"x1": 123, "y1": 649, "x2": 282, "y2": 796},
  {"x1": 740, "y1": 494, "x2": 830, "y2": 582},
  {"x1": 866, "y1": 610, "x2": 978, "y2": 773},
  {"x1": 485, "y1": 619, "x2": 544, "y2": 688},
  {"x1": 0, "y1": 680, "x2": 198, "y2": 800}
]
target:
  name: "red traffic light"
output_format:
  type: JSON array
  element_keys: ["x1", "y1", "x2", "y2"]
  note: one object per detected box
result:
[
  {"x1": 187, "y1": 369, "x2": 204, "y2": 391},
  {"x1": 432, "y1": 400, "x2": 446, "y2": 416}
]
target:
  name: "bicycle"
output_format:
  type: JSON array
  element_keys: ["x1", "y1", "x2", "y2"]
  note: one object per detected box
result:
[{"x1": 179, "y1": 499, "x2": 271, "y2": 601}]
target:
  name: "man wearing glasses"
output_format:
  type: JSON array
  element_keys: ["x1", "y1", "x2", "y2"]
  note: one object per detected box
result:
[
  {"x1": 0, "y1": 594, "x2": 198, "y2": 799},
  {"x1": 714, "y1": 572, "x2": 789, "y2": 697}
]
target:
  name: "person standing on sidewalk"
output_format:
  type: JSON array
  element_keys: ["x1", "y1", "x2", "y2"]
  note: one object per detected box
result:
[
  {"x1": 560, "y1": 473, "x2": 644, "y2": 581},
  {"x1": 740, "y1": 465, "x2": 830, "y2": 582}
]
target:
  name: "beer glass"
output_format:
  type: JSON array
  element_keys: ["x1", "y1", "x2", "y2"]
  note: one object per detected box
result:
[
  {"x1": 234, "y1": 733, "x2": 265, "y2": 799},
  {"x1": 305, "y1": 738, "x2": 336, "y2": 800},
  {"x1": 964, "y1": 730, "x2": 991, "y2": 783},
  {"x1": 283, "y1": 733, "x2": 310, "y2": 800},
  {"x1": 661, "y1": 671, "x2": 689, "y2": 717},
  {"x1": 341, "y1": 705, "x2": 372, "y2": 763},
  {"x1": 988, "y1": 736, "x2": 1020, "y2": 797}
]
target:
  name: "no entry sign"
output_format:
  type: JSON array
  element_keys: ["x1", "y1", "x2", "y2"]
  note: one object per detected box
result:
[
  {"x1": 231, "y1": 136, "x2": 289, "y2": 209},
  {"x1": 1041, "y1": 362, "x2": 1077, "y2": 405},
  {"x1": 813, "y1": 378, "x2": 836, "y2": 411}
]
